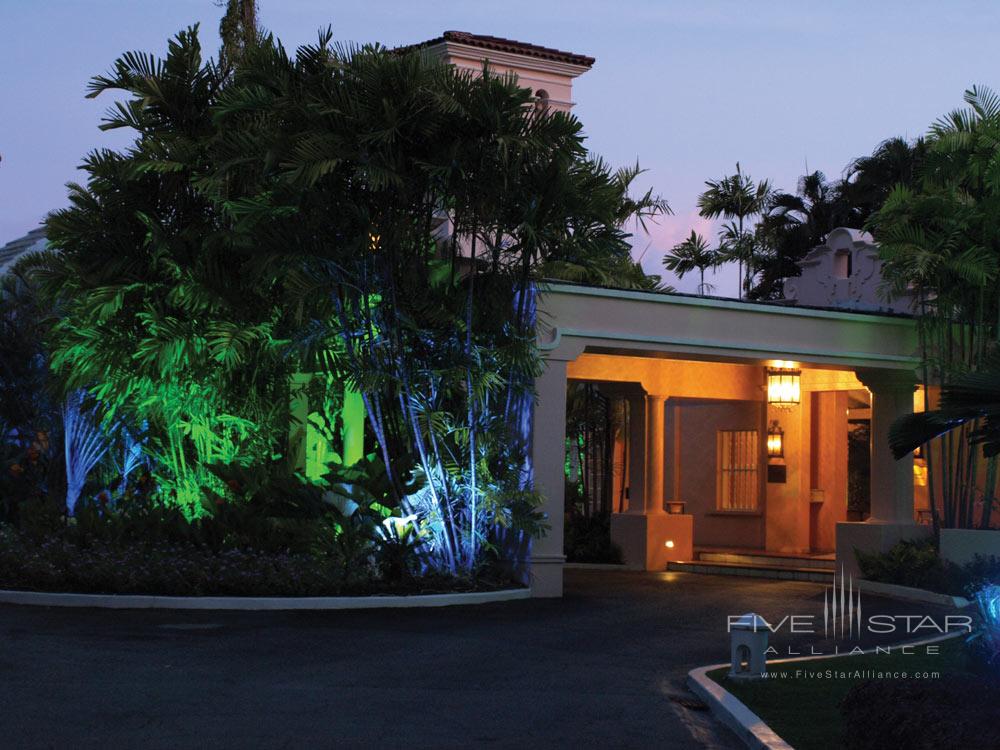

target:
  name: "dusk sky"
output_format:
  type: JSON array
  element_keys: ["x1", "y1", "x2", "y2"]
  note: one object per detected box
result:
[{"x1": 3, "y1": 0, "x2": 997, "y2": 294}]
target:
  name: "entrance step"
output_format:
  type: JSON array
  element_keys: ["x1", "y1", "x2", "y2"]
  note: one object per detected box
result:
[
  {"x1": 667, "y1": 560, "x2": 834, "y2": 582},
  {"x1": 696, "y1": 550, "x2": 836, "y2": 571}
]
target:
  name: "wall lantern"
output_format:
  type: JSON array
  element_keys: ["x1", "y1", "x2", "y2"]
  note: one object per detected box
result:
[
  {"x1": 766, "y1": 367, "x2": 801, "y2": 407},
  {"x1": 766, "y1": 421, "x2": 784, "y2": 459}
]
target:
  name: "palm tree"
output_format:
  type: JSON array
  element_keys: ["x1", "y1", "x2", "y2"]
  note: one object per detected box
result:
[
  {"x1": 841, "y1": 136, "x2": 926, "y2": 225},
  {"x1": 217, "y1": 0, "x2": 260, "y2": 72},
  {"x1": 697, "y1": 163, "x2": 772, "y2": 297},
  {"x1": 752, "y1": 171, "x2": 854, "y2": 299},
  {"x1": 663, "y1": 230, "x2": 718, "y2": 294}
]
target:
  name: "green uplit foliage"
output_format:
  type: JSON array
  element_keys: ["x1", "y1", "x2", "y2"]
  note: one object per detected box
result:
[{"x1": 34, "y1": 28, "x2": 294, "y2": 515}]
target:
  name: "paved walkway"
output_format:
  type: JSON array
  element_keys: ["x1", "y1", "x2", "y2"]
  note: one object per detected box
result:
[{"x1": 0, "y1": 569, "x2": 953, "y2": 749}]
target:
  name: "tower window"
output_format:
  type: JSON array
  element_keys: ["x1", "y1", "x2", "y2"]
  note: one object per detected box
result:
[{"x1": 834, "y1": 249, "x2": 852, "y2": 279}]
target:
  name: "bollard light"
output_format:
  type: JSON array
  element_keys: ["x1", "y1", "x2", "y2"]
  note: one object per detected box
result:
[{"x1": 729, "y1": 612, "x2": 769, "y2": 680}]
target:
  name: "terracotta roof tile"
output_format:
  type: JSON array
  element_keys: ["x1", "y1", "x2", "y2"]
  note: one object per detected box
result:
[{"x1": 400, "y1": 30, "x2": 594, "y2": 68}]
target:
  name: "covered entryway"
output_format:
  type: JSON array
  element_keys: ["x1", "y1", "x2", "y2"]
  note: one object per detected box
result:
[{"x1": 529, "y1": 283, "x2": 927, "y2": 597}]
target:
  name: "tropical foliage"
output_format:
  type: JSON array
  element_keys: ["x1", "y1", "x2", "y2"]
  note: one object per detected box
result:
[
  {"x1": 662, "y1": 230, "x2": 717, "y2": 294},
  {"x1": 696, "y1": 163, "x2": 772, "y2": 298},
  {"x1": 2, "y1": 20, "x2": 667, "y2": 588},
  {"x1": 875, "y1": 85, "x2": 1000, "y2": 530}
]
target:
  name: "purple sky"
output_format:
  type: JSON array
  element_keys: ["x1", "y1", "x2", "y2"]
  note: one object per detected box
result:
[{"x1": 3, "y1": 1, "x2": 997, "y2": 294}]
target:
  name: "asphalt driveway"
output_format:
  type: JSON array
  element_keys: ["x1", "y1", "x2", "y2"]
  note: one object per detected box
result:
[{"x1": 0, "y1": 569, "x2": 956, "y2": 749}]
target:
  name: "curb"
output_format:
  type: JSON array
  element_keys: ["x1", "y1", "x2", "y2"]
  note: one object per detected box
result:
[
  {"x1": 0, "y1": 587, "x2": 530, "y2": 611},
  {"x1": 857, "y1": 579, "x2": 970, "y2": 609},
  {"x1": 687, "y1": 631, "x2": 965, "y2": 750},
  {"x1": 688, "y1": 663, "x2": 793, "y2": 750}
]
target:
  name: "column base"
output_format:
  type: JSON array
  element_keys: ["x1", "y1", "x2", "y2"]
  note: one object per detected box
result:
[
  {"x1": 611, "y1": 513, "x2": 694, "y2": 571},
  {"x1": 529, "y1": 554, "x2": 566, "y2": 597},
  {"x1": 836, "y1": 521, "x2": 931, "y2": 578}
]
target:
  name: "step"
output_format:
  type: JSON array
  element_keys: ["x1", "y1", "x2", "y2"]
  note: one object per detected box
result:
[
  {"x1": 697, "y1": 551, "x2": 836, "y2": 571},
  {"x1": 667, "y1": 560, "x2": 834, "y2": 582}
]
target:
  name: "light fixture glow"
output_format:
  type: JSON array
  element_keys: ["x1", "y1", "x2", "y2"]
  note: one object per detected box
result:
[
  {"x1": 664, "y1": 540, "x2": 675, "y2": 549},
  {"x1": 766, "y1": 420, "x2": 784, "y2": 459},
  {"x1": 767, "y1": 367, "x2": 801, "y2": 407}
]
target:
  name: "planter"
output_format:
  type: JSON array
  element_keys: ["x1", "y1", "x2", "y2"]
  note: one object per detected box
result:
[
  {"x1": 940, "y1": 528, "x2": 1000, "y2": 567},
  {"x1": 0, "y1": 587, "x2": 531, "y2": 611}
]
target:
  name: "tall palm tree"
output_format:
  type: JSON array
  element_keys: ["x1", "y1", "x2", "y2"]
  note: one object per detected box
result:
[
  {"x1": 663, "y1": 230, "x2": 717, "y2": 294},
  {"x1": 697, "y1": 163, "x2": 771, "y2": 297},
  {"x1": 217, "y1": 0, "x2": 260, "y2": 72}
]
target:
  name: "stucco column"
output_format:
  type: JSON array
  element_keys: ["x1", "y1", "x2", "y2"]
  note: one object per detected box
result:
[
  {"x1": 836, "y1": 369, "x2": 929, "y2": 576},
  {"x1": 644, "y1": 394, "x2": 667, "y2": 514},
  {"x1": 529, "y1": 357, "x2": 569, "y2": 597},
  {"x1": 626, "y1": 394, "x2": 646, "y2": 513},
  {"x1": 858, "y1": 370, "x2": 916, "y2": 523}
]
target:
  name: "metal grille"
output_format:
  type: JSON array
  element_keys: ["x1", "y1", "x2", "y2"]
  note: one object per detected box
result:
[{"x1": 718, "y1": 430, "x2": 759, "y2": 511}]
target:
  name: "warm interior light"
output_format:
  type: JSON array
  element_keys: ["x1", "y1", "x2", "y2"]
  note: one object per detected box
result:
[
  {"x1": 664, "y1": 540, "x2": 675, "y2": 549},
  {"x1": 766, "y1": 420, "x2": 784, "y2": 459},
  {"x1": 767, "y1": 367, "x2": 801, "y2": 407}
]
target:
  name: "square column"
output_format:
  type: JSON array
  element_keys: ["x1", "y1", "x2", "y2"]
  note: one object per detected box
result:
[
  {"x1": 837, "y1": 369, "x2": 929, "y2": 575},
  {"x1": 612, "y1": 393, "x2": 694, "y2": 568},
  {"x1": 529, "y1": 357, "x2": 568, "y2": 597}
]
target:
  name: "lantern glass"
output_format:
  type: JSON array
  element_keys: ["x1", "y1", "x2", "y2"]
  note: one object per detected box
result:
[
  {"x1": 767, "y1": 368, "x2": 801, "y2": 407},
  {"x1": 766, "y1": 421, "x2": 784, "y2": 458}
]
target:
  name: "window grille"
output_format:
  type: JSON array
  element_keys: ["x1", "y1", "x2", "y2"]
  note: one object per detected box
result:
[{"x1": 717, "y1": 429, "x2": 759, "y2": 510}]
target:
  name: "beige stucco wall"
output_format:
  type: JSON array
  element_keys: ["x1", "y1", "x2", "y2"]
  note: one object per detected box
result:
[{"x1": 567, "y1": 354, "x2": 761, "y2": 400}]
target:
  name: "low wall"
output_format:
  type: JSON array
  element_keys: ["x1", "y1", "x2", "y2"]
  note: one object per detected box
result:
[{"x1": 940, "y1": 528, "x2": 1000, "y2": 567}]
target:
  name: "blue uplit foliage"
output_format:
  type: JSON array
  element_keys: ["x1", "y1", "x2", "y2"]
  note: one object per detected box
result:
[
  {"x1": 968, "y1": 584, "x2": 1000, "y2": 678},
  {"x1": 62, "y1": 391, "x2": 111, "y2": 515}
]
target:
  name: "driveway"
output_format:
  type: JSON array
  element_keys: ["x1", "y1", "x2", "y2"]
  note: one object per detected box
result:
[{"x1": 0, "y1": 569, "x2": 955, "y2": 749}]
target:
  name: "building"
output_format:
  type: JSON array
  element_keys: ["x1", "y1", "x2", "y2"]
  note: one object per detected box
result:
[
  {"x1": 0, "y1": 227, "x2": 46, "y2": 277},
  {"x1": 393, "y1": 32, "x2": 928, "y2": 597},
  {"x1": 0, "y1": 32, "x2": 932, "y2": 599}
]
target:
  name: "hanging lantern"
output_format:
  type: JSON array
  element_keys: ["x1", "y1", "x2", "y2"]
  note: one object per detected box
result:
[
  {"x1": 766, "y1": 420, "x2": 784, "y2": 459},
  {"x1": 766, "y1": 367, "x2": 801, "y2": 407}
]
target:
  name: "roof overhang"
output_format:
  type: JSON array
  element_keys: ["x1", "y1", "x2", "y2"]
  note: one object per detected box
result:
[{"x1": 537, "y1": 282, "x2": 920, "y2": 373}]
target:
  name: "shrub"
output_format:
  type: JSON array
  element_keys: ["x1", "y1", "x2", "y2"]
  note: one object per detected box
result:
[
  {"x1": 0, "y1": 524, "x2": 513, "y2": 597},
  {"x1": 564, "y1": 512, "x2": 624, "y2": 564},
  {"x1": 855, "y1": 538, "x2": 1000, "y2": 596}
]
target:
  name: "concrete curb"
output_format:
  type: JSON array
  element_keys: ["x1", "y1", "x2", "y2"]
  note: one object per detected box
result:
[
  {"x1": 0, "y1": 587, "x2": 530, "y2": 611},
  {"x1": 687, "y1": 631, "x2": 965, "y2": 750},
  {"x1": 857, "y1": 579, "x2": 970, "y2": 608}
]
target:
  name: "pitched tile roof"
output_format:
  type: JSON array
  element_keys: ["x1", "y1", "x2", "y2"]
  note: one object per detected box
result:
[{"x1": 401, "y1": 30, "x2": 595, "y2": 68}]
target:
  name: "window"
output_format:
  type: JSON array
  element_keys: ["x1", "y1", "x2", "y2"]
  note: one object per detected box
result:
[
  {"x1": 834, "y1": 249, "x2": 852, "y2": 279},
  {"x1": 717, "y1": 429, "x2": 759, "y2": 510}
]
